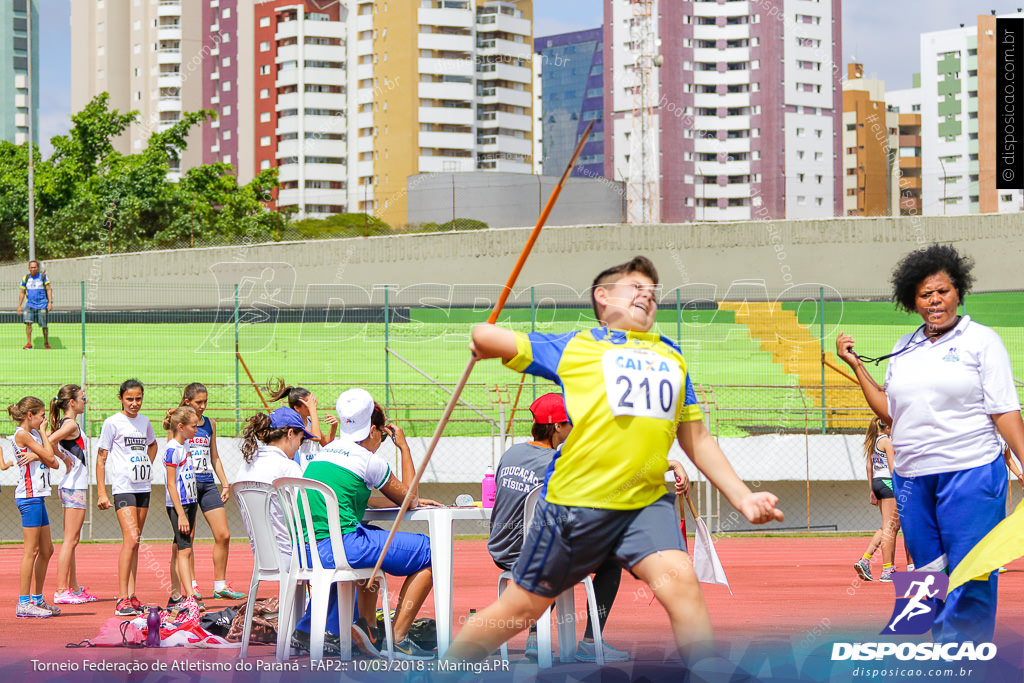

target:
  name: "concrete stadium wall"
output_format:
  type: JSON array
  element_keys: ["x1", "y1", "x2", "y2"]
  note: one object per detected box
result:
[
  {"x1": 405, "y1": 172, "x2": 626, "y2": 228},
  {"x1": 6, "y1": 215, "x2": 1023, "y2": 308}
]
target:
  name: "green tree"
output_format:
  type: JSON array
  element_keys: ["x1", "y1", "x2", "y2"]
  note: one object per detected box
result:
[
  {"x1": 0, "y1": 93, "x2": 287, "y2": 261},
  {"x1": 292, "y1": 212, "x2": 392, "y2": 238}
]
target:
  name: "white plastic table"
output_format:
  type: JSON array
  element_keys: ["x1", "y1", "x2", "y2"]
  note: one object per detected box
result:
[{"x1": 361, "y1": 506, "x2": 491, "y2": 658}]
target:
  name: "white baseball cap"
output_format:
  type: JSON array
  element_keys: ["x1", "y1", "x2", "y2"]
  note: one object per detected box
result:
[{"x1": 336, "y1": 388, "x2": 375, "y2": 441}]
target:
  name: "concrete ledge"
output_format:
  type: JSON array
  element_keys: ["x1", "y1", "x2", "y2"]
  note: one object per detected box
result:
[{"x1": 6, "y1": 215, "x2": 1023, "y2": 299}]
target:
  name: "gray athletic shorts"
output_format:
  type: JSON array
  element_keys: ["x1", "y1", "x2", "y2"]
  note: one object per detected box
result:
[
  {"x1": 512, "y1": 493, "x2": 685, "y2": 598},
  {"x1": 195, "y1": 478, "x2": 225, "y2": 512}
]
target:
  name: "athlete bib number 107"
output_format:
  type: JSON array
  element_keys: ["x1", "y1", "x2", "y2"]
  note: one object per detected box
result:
[
  {"x1": 602, "y1": 348, "x2": 681, "y2": 420},
  {"x1": 132, "y1": 463, "x2": 152, "y2": 483}
]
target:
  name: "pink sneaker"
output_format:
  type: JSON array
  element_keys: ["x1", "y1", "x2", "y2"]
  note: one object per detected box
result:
[
  {"x1": 54, "y1": 590, "x2": 89, "y2": 605},
  {"x1": 73, "y1": 586, "x2": 98, "y2": 602},
  {"x1": 175, "y1": 596, "x2": 201, "y2": 629}
]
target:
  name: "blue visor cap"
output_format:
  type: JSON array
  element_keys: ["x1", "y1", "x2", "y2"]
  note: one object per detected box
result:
[{"x1": 269, "y1": 407, "x2": 318, "y2": 440}]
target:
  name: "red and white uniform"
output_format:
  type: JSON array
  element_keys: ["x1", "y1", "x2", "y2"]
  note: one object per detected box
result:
[{"x1": 14, "y1": 427, "x2": 52, "y2": 499}]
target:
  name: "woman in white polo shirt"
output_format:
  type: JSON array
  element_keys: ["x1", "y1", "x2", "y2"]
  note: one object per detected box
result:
[
  {"x1": 836, "y1": 244, "x2": 1024, "y2": 643},
  {"x1": 235, "y1": 407, "x2": 309, "y2": 568}
]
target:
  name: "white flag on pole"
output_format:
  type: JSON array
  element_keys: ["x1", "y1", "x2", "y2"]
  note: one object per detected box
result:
[{"x1": 692, "y1": 516, "x2": 732, "y2": 593}]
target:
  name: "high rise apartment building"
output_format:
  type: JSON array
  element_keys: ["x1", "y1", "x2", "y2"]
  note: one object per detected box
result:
[
  {"x1": 370, "y1": 0, "x2": 534, "y2": 226},
  {"x1": 887, "y1": 83, "x2": 923, "y2": 216},
  {"x1": 71, "y1": 0, "x2": 534, "y2": 223},
  {"x1": 841, "y1": 63, "x2": 899, "y2": 217},
  {"x1": 603, "y1": 0, "x2": 842, "y2": 222},
  {"x1": 918, "y1": 14, "x2": 1023, "y2": 215},
  {"x1": 1, "y1": 0, "x2": 39, "y2": 145},
  {"x1": 70, "y1": 0, "x2": 216, "y2": 178},
  {"x1": 252, "y1": 1, "x2": 352, "y2": 216},
  {"x1": 202, "y1": 1, "x2": 255, "y2": 180},
  {"x1": 534, "y1": 28, "x2": 604, "y2": 178}
]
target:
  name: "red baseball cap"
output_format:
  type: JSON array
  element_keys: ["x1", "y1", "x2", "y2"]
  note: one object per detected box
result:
[{"x1": 529, "y1": 393, "x2": 568, "y2": 424}]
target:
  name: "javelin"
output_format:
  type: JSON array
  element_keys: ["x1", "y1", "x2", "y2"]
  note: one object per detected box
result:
[
  {"x1": 821, "y1": 352, "x2": 858, "y2": 385},
  {"x1": 236, "y1": 352, "x2": 271, "y2": 410},
  {"x1": 369, "y1": 121, "x2": 595, "y2": 582}
]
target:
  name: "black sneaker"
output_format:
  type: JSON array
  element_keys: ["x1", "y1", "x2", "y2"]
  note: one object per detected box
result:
[
  {"x1": 166, "y1": 595, "x2": 183, "y2": 612},
  {"x1": 393, "y1": 636, "x2": 436, "y2": 661},
  {"x1": 290, "y1": 629, "x2": 341, "y2": 657},
  {"x1": 351, "y1": 617, "x2": 383, "y2": 657}
]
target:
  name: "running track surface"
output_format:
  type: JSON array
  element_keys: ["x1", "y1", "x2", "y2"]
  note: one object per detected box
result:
[{"x1": 0, "y1": 537, "x2": 1022, "y2": 667}]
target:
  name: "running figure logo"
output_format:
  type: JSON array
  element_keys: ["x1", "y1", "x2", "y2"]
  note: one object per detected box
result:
[{"x1": 881, "y1": 572, "x2": 949, "y2": 635}]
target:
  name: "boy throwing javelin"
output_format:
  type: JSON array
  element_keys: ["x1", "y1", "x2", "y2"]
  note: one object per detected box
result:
[{"x1": 444, "y1": 256, "x2": 783, "y2": 663}]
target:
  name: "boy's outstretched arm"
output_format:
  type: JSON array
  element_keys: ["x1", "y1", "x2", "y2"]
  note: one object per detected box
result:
[
  {"x1": 677, "y1": 419, "x2": 784, "y2": 524},
  {"x1": 470, "y1": 323, "x2": 518, "y2": 362}
]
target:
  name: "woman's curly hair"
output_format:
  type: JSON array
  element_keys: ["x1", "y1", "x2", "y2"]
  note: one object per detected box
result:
[{"x1": 890, "y1": 244, "x2": 974, "y2": 313}]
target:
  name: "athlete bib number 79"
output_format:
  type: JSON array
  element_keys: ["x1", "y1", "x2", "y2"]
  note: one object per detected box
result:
[{"x1": 602, "y1": 349, "x2": 681, "y2": 420}]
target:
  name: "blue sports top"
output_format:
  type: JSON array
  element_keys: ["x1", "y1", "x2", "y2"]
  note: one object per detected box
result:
[{"x1": 188, "y1": 415, "x2": 216, "y2": 482}]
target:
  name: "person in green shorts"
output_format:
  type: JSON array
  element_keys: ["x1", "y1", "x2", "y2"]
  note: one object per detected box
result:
[{"x1": 444, "y1": 255, "x2": 784, "y2": 663}]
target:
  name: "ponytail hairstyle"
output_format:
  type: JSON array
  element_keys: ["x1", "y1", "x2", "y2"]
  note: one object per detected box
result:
[
  {"x1": 50, "y1": 384, "x2": 83, "y2": 432},
  {"x1": 119, "y1": 378, "x2": 144, "y2": 398},
  {"x1": 240, "y1": 412, "x2": 293, "y2": 463},
  {"x1": 163, "y1": 405, "x2": 198, "y2": 433},
  {"x1": 179, "y1": 382, "x2": 208, "y2": 407},
  {"x1": 9, "y1": 396, "x2": 46, "y2": 424},
  {"x1": 266, "y1": 378, "x2": 310, "y2": 410},
  {"x1": 863, "y1": 417, "x2": 886, "y2": 460}
]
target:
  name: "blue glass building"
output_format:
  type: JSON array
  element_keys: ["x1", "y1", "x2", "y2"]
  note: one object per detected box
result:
[{"x1": 535, "y1": 28, "x2": 604, "y2": 178}]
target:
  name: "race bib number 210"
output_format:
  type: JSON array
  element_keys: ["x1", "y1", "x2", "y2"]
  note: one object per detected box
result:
[{"x1": 602, "y1": 348, "x2": 681, "y2": 420}]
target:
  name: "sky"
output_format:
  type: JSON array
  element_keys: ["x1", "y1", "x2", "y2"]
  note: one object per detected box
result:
[{"x1": 32, "y1": 0, "x2": 1024, "y2": 155}]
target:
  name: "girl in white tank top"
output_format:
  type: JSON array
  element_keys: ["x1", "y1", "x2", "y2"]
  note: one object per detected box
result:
[
  {"x1": 8, "y1": 396, "x2": 60, "y2": 618},
  {"x1": 48, "y1": 385, "x2": 97, "y2": 604}
]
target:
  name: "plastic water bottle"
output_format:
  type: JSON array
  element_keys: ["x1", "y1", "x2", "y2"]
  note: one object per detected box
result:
[
  {"x1": 482, "y1": 467, "x2": 496, "y2": 509},
  {"x1": 147, "y1": 606, "x2": 162, "y2": 647}
]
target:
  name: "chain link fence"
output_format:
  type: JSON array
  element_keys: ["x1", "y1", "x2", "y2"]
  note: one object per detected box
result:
[{"x1": 1, "y1": 280, "x2": 1022, "y2": 541}]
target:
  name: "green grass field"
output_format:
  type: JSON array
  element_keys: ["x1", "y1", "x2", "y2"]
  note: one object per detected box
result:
[{"x1": 4, "y1": 294, "x2": 1023, "y2": 439}]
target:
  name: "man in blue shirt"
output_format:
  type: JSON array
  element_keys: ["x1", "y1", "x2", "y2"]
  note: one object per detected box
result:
[{"x1": 17, "y1": 261, "x2": 52, "y2": 350}]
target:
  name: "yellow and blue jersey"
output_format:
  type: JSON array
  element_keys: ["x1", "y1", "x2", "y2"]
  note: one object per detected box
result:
[
  {"x1": 504, "y1": 327, "x2": 703, "y2": 510},
  {"x1": 21, "y1": 273, "x2": 49, "y2": 309}
]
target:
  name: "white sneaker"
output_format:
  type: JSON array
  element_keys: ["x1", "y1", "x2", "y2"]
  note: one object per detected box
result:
[
  {"x1": 36, "y1": 600, "x2": 61, "y2": 616},
  {"x1": 524, "y1": 633, "x2": 538, "y2": 660},
  {"x1": 16, "y1": 602, "x2": 51, "y2": 618},
  {"x1": 575, "y1": 639, "x2": 630, "y2": 662}
]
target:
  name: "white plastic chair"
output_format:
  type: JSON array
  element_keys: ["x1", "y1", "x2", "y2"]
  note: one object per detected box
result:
[
  {"x1": 231, "y1": 480, "x2": 289, "y2": 659},
  {"x1": 497, "y1": 486, "x2": 605, "y2": 667},
  {"x1": 274, "y1": 476, "x2": 394, "y2": 663}
]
